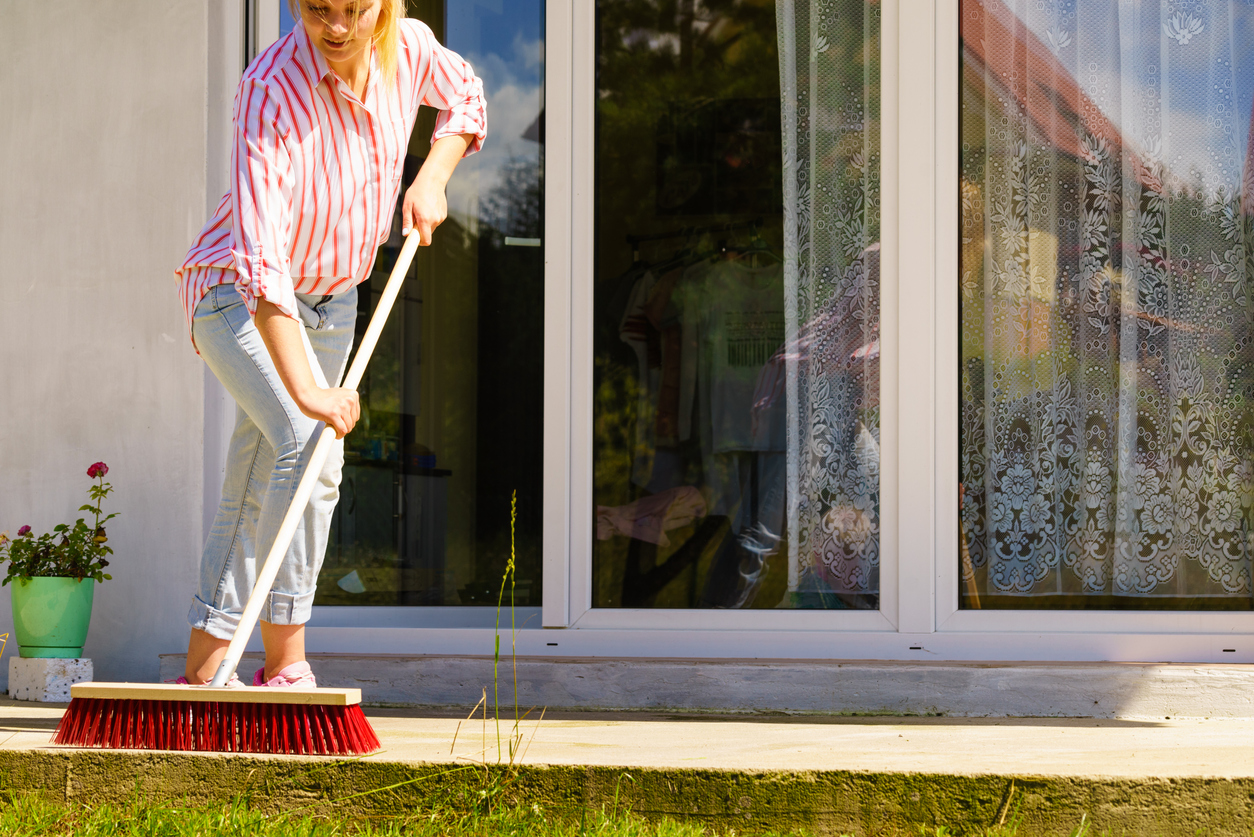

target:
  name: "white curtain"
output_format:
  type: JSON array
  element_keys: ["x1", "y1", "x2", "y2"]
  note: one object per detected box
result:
[
  {"x1": 962, "y1": 0, "x2": 1254, "y2": 601},
  {"x1": 776, "y1": 0, "x2": 882, "y2": 602}
]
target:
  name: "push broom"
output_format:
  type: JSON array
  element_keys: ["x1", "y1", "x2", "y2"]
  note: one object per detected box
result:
[{"x1": 53, "y1": 231, "x2": 426, "y2": 755}]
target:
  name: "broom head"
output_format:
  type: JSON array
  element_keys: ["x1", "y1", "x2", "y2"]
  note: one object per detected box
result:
[{"x1": 53, "y1": 682, "x2": 381, "y2": 755}]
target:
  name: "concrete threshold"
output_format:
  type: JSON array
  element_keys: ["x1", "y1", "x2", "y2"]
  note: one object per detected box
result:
[
  {"x1": 162, "y1": 653, "x2": 1254, "y2": 719},
  {"x1": 3, "y1": 697, "x2": 1254, "y2": 834}
]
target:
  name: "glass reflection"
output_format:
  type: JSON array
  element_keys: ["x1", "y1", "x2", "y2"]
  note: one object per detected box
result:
[
  {"x1": 960, "y1": 0, "x2": 1254, "y2": 610},
  {"x1": 592, "y1": 0, "x2": 881, "y2": 609},
  {"x1": 314, "y1": 0, "x2": 545, "y2": 608}
]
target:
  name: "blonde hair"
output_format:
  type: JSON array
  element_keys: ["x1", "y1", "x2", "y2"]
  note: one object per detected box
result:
[{"x1": 290, "y1": 0, "x2": 400, "y2": 86}]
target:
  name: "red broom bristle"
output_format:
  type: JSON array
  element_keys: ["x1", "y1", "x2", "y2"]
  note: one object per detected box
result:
[{"x1": 53, "y1": 697, "x2": 381, "y2": 755}]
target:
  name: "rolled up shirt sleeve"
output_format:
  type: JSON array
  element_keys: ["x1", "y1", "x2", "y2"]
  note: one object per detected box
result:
[
  {"x1": 416, "y1": 25, "x2": 487, "y2": 155},
  {"x1": 229, "y1": 79, "x2": 299, "y2": 321}
]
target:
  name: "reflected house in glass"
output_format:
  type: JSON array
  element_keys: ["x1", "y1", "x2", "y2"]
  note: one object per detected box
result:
[{"x1": 961, "y1": 0, "x2": 1254, "y2": 610}]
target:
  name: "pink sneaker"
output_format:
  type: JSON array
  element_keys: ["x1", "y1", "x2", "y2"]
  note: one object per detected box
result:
[{"x1": 253, "y1": 660, "x2": 317, "y2": 688}]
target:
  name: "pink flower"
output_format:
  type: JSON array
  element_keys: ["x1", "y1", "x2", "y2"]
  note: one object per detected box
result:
[
  {"x1": 17, "y1": 525, "x2": 31, "y2": 537},
  {"x1": 87, "y1": 462, "x2": 109, "y2": 479}
]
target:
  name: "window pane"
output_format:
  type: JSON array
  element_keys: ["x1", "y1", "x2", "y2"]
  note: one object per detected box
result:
[
  {"x1": 314, "y1": 1, "x2": 545, "y2": 607},
  {"x1": 279, "y1": 2, "x2": 298, "y2": 40},
  {"x1": 592, "y1": 0, "x2": 881, "y2": 609},
  {"x1": 960, "y1": 0, "x2": 1254, "y2": 609}
]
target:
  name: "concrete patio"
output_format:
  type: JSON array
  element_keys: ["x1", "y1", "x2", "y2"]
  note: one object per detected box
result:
[{"x1": 2, "y1": 696, "x2": 1254, "y2": 834}]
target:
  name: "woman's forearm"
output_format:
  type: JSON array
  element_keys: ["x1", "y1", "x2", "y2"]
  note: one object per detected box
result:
[
  {"x1": 402, "y1": 133, "x2": 474, "y2": 243},
  {"x1": 417, "y1": 133, "x2": 475, "y2": 189},
  {"x1": 255, "y1": 299, "x2": 360, "y2": 438},
  {"x1": 256, "y1": 300, "x2": 319, "y2": 404}
]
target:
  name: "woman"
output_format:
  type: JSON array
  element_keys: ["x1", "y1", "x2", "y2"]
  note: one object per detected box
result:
[{"x1": 174, "y1": 0, "x2": 486, "y2": 686}]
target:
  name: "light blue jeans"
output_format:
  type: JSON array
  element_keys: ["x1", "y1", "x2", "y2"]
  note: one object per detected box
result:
[{"x1": 189, "y1": 283, "x2": 357, "y2": 639}]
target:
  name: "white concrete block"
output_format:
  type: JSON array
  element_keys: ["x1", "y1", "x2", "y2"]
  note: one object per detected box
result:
[
  {"x1": 8, "y1": 657, "x2": 93, "y2": 703},
  {"x1": 157, "y1": 653, "x2": 1254, "y2": 718}
]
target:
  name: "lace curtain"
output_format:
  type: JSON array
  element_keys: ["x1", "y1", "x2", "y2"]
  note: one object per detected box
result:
[
  {"x1": 961, "y1": 0, "x2": 1254, "y2": 604},
  {"x1": 776, "y1": 0, "x2": 881, "y2": 603}
]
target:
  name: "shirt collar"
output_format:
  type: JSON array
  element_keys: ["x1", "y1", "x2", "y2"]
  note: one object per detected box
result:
[
  {"x1": 293, "y1": 24, "x2": 333, "y2": 86},
  {"x1": 293, "y1": 23, "x2": 379, "y2": 112}
]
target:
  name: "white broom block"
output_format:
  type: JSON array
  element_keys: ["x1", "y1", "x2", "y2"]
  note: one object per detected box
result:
[
  {"x1": 209, "y1": 232, "x2": 424, "y2": 688},
  {"x1": 70, "y1": 682, "x2": 362, "y2": 706}
]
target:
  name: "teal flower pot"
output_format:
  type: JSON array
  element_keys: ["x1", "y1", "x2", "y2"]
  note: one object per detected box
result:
[{"x1": 11, "y1": 577, "x2": 95, "y2": 658}]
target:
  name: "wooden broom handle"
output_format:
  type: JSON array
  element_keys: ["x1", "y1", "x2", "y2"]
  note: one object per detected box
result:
[{"x1": 210, "y1": 233, "x2": 423, "y2": 687}]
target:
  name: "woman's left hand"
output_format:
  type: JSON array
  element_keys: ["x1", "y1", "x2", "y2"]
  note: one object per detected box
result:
[{"x1": 402, "y1": 175, "x2": 448, "y2": 246}]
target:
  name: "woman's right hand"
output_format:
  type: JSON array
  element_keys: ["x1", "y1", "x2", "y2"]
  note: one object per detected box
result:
[{"x1": 297, "y1": 386, "x2": 361, "y2": 439}]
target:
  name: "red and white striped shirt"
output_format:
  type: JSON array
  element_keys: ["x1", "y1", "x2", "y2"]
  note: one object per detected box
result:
[{"x1": 176, "y1": 19, "x2": 486, "y2": 349}]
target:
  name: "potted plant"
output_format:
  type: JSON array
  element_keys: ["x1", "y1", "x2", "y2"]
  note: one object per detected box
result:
[{"x1": 0, "y1": 463, "x2": 116, "y2": 658}]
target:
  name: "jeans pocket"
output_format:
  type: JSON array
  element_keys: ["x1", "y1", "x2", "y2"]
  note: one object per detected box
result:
[
  {"x1": 314, "y1": 295, "x2": 333, "y2": 330},
  {"x1": 295, "y1": 293, "x2": 337, "y2": 330}
]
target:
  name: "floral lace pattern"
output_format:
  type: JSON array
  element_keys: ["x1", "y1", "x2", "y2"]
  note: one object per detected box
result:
[
  {"x1": 961, "y1": 0, "x2": 1254, "y2": 601},
  {"x1": 777, "y1": 0, "x2": 881, "y2": 597}
]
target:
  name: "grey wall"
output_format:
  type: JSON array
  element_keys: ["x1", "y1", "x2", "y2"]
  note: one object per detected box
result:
[{"x1": 0, "y1": 1, "x2": 232, "y2": 686}]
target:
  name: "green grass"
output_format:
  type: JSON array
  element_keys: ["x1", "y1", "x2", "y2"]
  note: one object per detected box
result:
[
  {"x1": 0, "y1": 792, "x2": 820, "y2": 837},
  {"x1": 0, "y1": 792, "x2": 1136, "y2": 837},
  {"x1": 916, "y1": 811, "x2": 1122, "y2": 837}
]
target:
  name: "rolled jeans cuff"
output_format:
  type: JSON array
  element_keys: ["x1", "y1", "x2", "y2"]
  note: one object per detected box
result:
[{"x1": 188, "y1": 590, "x2": 317, "y2": 640}]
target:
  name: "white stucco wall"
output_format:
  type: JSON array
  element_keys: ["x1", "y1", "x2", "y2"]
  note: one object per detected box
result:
[{"x1": 0, "y1": 2, "x2": 219, "y2": 686}]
